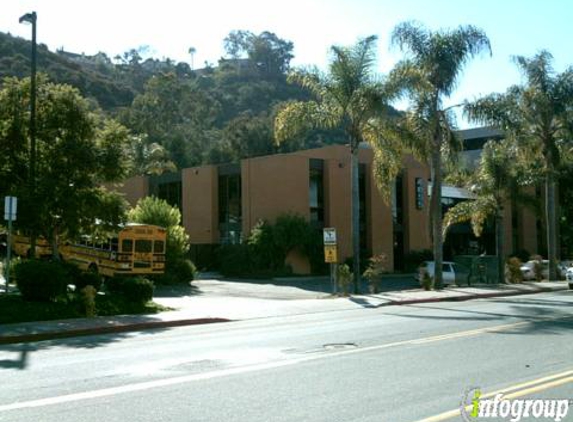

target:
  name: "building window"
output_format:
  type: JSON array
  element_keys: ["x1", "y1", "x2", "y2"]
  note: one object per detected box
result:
[
  {"x1": 149, "y1": 172, "x2": 182, "y2": 211},
  {"x1": 392, "y1": 174, "x2": 404, "y2": 227},
  {"x1": 219, "y1": 168, "x2": 242, "y2": 244},
  {"x1": 309, "y1": 159, "x2": 324, "y2": 228},
  {"x1": 415, "y1": 178, "x2": 424, "y2": 210},
  {"x1": 157, "y1": 181, "x2": 182, "y2": 211}
]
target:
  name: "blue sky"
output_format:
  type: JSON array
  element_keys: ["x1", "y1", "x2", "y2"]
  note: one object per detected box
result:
[{"x1": 2, "y1": 0, "x2": 571, "y2": 128}]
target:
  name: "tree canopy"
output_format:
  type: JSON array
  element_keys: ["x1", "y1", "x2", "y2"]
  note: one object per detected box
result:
[{"x1": 0, "y1": 75, "x2": 131, "y2": 242}]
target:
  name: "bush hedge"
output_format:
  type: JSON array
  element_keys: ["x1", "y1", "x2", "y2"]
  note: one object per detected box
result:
[
  {"x1": 217, "y1": 213, "x2": 325, "y2": 277},
  {"x1": 167, "y1": 258, "x2": 197, "y2": 283},
  {"x1": 14, "y1": 260, "x2": 70, "y2": 302},
  {"x1": 105, "y1": 276, "x2": 154, "y2": 304}
]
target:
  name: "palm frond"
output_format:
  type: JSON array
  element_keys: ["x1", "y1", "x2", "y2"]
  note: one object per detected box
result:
[
  {"x1": 512, "y1": 50, "x2": 554, "y2": 93},
  {"x1": 426, "y1": 25, "x2": 491, "y2": 96},
  {"x1": 274, "y1": 100, "x2": 340, "y2": 145},
  {"x1": 365, "y1": 118, "x2": 406, "y2": 202},
  {"x1": 391, "y1": 21, "x2": 429, "y2": 60},
  {"x1": 287, "y1": 68, "x2": 327, "y2": 100}
]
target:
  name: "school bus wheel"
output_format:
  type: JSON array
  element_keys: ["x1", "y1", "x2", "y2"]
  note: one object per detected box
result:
[{"x1": 88, "y1": 263, "x2": 99, "y2": 274}]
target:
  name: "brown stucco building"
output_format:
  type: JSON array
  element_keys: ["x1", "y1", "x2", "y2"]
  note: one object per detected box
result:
[{"x1": 114, "y1": 130, "x2": 541, "y2": 273}]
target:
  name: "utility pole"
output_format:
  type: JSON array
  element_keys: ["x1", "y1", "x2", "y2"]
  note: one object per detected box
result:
[{"x1": 19, "y1": 12, "x2": 37, "y2": 258}]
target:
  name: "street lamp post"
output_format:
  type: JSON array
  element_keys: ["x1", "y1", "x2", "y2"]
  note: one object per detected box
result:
[{"x1": 19, "y1": 11, "x2": 37, "y2": 258}]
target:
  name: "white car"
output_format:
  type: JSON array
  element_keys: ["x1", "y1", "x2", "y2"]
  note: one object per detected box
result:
[
  {"x1": 566, "y1": 267, "x2": 573, "y2": 289},
  {"x1": 520, "y1": 260, "x2": 567, "y2": 281},
  {"x1": 416, "y1": 261, "x2": 469, "y2": 286},
  {"x1": 520, "y1": 260, "x2": 548, "y2": 281}
]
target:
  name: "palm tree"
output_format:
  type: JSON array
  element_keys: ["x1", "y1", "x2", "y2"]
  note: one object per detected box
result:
[
  {"x1": 274, "y1": 36, "x2": 392, "y2": 293},
  {"x1": 130, "y1": 135, "x2": 177, "y2": 176},
  {"x1": 188, "y1": 47, "x2": 196, "y2": 70},
  {"x1": 389, "y1": 21, "x2": 491, "y2": 289},
  {"x1": 465, "y1": 51, "x2": 573, "y2": 280},
  {"x1": 443, "y1": 140, "x2": 521, "y2": 284}
]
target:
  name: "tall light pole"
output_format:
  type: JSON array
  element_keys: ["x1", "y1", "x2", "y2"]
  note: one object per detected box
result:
[{"x1": 19, "y1": 11, "x2": 37, "y2": 258}]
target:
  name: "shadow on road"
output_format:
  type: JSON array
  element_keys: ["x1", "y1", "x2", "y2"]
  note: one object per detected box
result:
[
  {"x1": 0, "y1": 315, "x2": 173, "y2": 364},
  {"x1": 348, "y1": 297, "x2": 378, "y2": 309},
  {"x1": 390, "y1": 293, "x2": 573, "y2": 335},
  {"x1": 0, "y1": 343, "x2": 30, "y2": 370},
  {"x1": 153, "y1": 283, "x2": 203, "y2": 298},
  {"x1": 210, "y1": 275, "x2": 419, "y2": 296}
]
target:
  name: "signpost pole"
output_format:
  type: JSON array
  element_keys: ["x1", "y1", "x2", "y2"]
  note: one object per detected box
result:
[
  {"x1": 4, "y1": 196, "x2": 17, "y2": 294},
  {"x1": 323, "y1": 228, "x2": 338, "y2": 296},
  {"x1": 5, "y1": 216, "x2": 12, "y2": 293}
]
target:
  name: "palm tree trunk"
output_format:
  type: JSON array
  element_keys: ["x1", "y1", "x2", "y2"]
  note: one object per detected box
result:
[
  {"x1": 496, "y1": 208, "x2": 505, "y2": 284},
  {"x1": 351, "y1": 147, "x2": 361, "y2": 294},
  {"x1": 431, "y1": 147, "x2": 443, "y2": 289},
  {"x1": 546, "y1": 171, "x2": 558, "y2": 280}
]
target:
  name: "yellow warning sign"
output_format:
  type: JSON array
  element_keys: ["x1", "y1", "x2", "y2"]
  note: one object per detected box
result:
[{"x1": 324, "y1": 245, "x2": 338, "y2": 263}]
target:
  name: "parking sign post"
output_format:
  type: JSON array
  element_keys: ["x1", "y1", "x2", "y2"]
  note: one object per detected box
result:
[
  {"x1": 323, "y1": 228, "x2": 338, "y2": 294},
  {"x1": 4, "y1": 196, "x2": 17, "y2": 293}
]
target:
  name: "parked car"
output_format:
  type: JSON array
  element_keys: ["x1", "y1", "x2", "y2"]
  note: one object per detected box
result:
[
  {"x1": 520, "y1": 260, "x2": 548, "y2": 281},
  {"x1": 520, "y1": 260, "x2": 566, "y2": 281},
  {"x1": 416, "y1": 261, "x2": 469, "y2": 286},
  {"x1": 566, "y1": 267, "x2": 573, "y2": 289}
]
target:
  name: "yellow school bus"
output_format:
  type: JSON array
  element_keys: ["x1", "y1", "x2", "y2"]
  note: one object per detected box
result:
[
  {"x1": 12, "y1": 234, "x2": 53, "y2": 258},
  {"x1": 59, "y1": 224, "x2": 167, "y2": 277}
]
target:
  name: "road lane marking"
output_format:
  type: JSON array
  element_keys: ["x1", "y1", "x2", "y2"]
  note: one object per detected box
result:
[
  {"x1": 414, "y1": 370, "x2": 573, "y2": 422},
  {"x1": 0, "y1": 316, "x2": 570, "y2": 413}
]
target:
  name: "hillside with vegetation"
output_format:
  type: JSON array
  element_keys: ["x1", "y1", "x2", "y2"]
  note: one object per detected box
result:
[{"x1": 0, "y1": 30, "x2": 348, "y2": 169}]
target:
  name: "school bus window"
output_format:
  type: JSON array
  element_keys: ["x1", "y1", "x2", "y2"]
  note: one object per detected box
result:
[
  {"x1": 121, "y1": 239, "x2": 133, "y2": 252},
  {"x1": 154, "y1": 240, "x2": 165, "y2": 253},
  {"x1": 135, "y1": 239, "x2": 152, "y2": 253}
]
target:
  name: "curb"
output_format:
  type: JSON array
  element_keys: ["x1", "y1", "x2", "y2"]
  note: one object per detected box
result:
[
  {"x1": 0, "y1": 317, "x2": 231, "y2": 345},
  {"x1": 0, "y1": 285, "x2": 568, "y2": 345}
]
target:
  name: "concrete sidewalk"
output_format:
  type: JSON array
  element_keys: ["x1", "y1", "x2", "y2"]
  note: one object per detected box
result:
[{"x1": 0, "y1": 279, "x2": 569, "y2": 345}]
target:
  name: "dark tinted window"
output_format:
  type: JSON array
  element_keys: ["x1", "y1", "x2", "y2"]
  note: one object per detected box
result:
[
  {"x1": 154, "y1": 240, "x2": 165, "y2": 253},
  {"x1": 135, "y1": 240, "x2": 152, "y2": 253},
  {"x1": 121, "y1": 239, "x2": 133, "y2": 252}
]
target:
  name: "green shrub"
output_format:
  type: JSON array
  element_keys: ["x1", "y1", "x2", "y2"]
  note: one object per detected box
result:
[
  {"x1": 104, "y1": 276, "x2": 123, "y2": 295},
  {"x1": 217, "y1": 213, "x2": 325, "y2": 277},
  {"x1": 248, "y1": 214, "x2": 324, "y2": 273},
  {"x1": 105, "y1": 276, "x2": 154, "y2": 304},
  {"x1": 74, "y1": 271, "x2": 103, "y2": 291},
  {"x1": 505, "y1": 257, "x2": 523, "y2": 284},
  {"x1": 337, "y1": 264, "x2": 352, "y2": 296},
  {"x1": 421, "y1": 271, "x2": 433, "y2": 291},
  {"x1": 344, "y1": 250, "x2": 369, "y2": 277},
  {"x1": 14, "y1": 260, "x2": 70, "y2": 302},
  {"x1": 128, "y1": 197, "x2": 190, "y2": 262},
  {"x1": 530, "y1": 254, "x2": 544, "y2": 281},
  {"x1": 363, "y1": 254, "x2": 387, "y2": 294},
  {"x1": 3, "y1": 256, "x2": 22, "y2": 283},
  {"x1": 166, "y1": 259, "x2": 197, "y2": 283},
  {"x1": 80, "y1": 285, "x2": 97, "y2": 317},
  {"x1": 121, "y1": 277, "x2": 154, "y2": 303}
]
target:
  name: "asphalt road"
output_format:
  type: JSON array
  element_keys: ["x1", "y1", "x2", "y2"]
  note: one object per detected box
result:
[{"x1": 1, "y1": 291, "x2": 572, "y2": 422}]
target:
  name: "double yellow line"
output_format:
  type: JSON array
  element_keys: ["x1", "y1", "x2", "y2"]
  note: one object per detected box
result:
[{"x1": 416, "y1": 369, "x2": 573, "y2": 422}]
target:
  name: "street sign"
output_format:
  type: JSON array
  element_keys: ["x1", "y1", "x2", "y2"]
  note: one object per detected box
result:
[
  {"x1": 323, "y1": 227, "x2": 337, "y2": 245},
  {"x1": 324, "y1": 244, "x2": 338, "y2": 263},
  {"x1": 4, "y1": 196, "x2": 17, "y2": 221}
]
